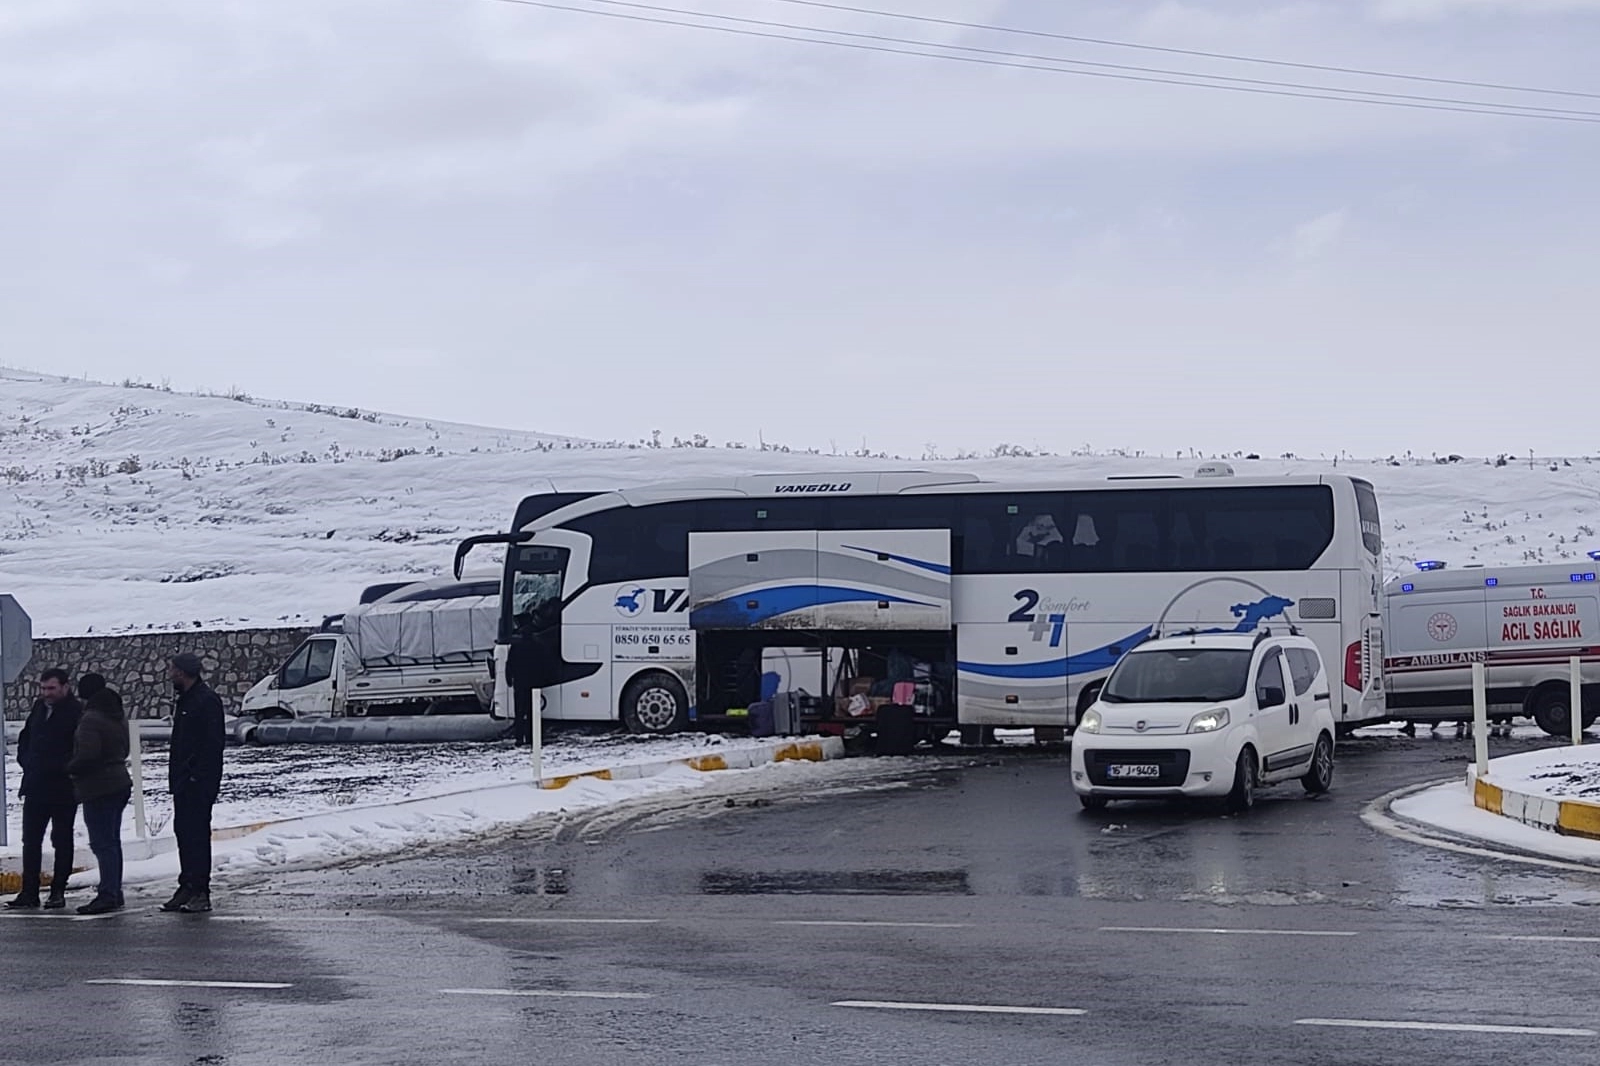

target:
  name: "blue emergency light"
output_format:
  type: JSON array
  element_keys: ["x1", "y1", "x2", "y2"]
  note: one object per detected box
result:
[
  {"x1": 1416, "y1": 560, "x2": 1446, "y2": 571},
  {"x1": 1571, "y1": 573, "x2": 1596, "y2": 582},
  {"x1": 1401, "y1": 583, "x2": 1415, "y2": 592},
  {"x1": 1486, "y1": 578, "x2": 1498, "y2": 587},
  {"x1": 1589, "y1": 550, "x2": 1600, "y2": 561}
]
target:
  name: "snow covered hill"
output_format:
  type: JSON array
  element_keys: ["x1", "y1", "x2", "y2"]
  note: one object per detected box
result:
[{"x1": 4, "y1": 367, "x2": 1600, "y2": 637}]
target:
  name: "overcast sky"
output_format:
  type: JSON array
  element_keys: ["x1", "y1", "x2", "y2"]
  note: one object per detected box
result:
[{"x1": 4, "y1": 0, "x2": 1597, "y2": 458}]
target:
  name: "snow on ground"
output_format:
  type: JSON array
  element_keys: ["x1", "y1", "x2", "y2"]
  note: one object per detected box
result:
[
  {"x1": 0, "y1": 731, "x2": 777, "y2": 858},
  {"x1": 1392, "y1": 781, "x2": 1600, "y2": 865},
  {"x1": 7, "y1": 367, "x2": 1600, "y2": 636},
  {"x1": 1478, "y1": 744, "x2": 1600, "y2": 801}
]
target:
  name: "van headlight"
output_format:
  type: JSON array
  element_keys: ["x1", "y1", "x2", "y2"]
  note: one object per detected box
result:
[
  {"x1": 1187, "y1": 708, "x2": 1230, "y2": 734},
  {"x1": 1077, "y1": 709, "x2": 1103, "y2": 734}
]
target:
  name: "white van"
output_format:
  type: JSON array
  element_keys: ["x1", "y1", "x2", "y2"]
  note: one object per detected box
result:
[
  {"x1": 1383, "y1": 562, "x2": 1600, "y2": 736},
  {"x1": 1071, "y1": 629, "x2": 1337, "y2": 813}
]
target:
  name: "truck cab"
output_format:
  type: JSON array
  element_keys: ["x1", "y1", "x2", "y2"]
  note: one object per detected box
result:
[{"x1": 241, "y1": 634, "x2": 346, "y2": 719}]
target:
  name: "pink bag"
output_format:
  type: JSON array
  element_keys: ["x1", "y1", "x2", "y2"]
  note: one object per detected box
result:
[{"x1": 892, "y1": 681, "x2": 915, "y2": 705}]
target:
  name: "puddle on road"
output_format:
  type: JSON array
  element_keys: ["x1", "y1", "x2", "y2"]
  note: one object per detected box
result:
[{"x1": 698, "y1": 869, "x2": 972, "y2": 895}]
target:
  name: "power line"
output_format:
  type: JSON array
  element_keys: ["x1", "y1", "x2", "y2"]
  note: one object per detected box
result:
[
  {"x1": 489, "y1": 0, "x2": 1600, "y2": 124},
  {"x1": 509, "y1": 0, "x2": 1600, "y2": 120},
  {"x1": 759, "y1": 0, "x2": 1600, "y2": 102}
]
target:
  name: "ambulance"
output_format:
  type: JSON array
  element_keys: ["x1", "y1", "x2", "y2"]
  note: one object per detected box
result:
[{"x1": 1383, "y1": 560, "x2": 1600, "y2": 736}]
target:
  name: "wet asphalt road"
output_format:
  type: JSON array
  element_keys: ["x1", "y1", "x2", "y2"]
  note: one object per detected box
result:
[{"x1": 3, "y1": 730, "x2": 1599, "y2": 1066}]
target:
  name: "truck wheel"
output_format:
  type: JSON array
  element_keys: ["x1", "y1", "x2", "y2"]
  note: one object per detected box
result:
[
  {"x1": 1530, "y1": 685, "x2": 1576, "y2": 738},
  {"x1": 1225, "y1": 747, "x2": 1258, "y2": 814},
  {"x1": 621, "y1": 672, "x2": 688, "y2": 735},
  {"x1": 1301, "y1": 733, "x2": 1335, "y2": 795}
]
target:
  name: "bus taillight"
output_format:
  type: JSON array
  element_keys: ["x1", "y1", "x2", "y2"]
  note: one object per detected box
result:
[{"x1": 1345, "y1": 640, "x2": 1362, "y2": 692}]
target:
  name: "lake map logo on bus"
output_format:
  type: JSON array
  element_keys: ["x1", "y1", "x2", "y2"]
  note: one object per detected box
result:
[
  {"x1": 614, "y1": 587, "x2": 648, "y2": 617},
  {"x1": 615, "y1": 586, "x2": 690, "y2": 617}
]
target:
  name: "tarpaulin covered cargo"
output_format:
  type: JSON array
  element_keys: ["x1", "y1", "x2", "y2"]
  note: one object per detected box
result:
[{"x1": 345, "y1": 594, "x2": 500, "y2": 667}]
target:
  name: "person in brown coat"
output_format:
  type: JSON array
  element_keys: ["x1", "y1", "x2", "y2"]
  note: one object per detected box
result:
[{"x1": 68, "y1": 673, "x2": 133, "y2": 915}]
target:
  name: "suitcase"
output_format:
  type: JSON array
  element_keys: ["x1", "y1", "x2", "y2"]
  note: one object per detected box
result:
[{"x1": 874, "y1": 703, "x2": 916, "y2": 756}]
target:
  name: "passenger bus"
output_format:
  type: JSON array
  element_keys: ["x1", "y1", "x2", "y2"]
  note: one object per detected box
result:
[{"x1": 454, "y1": 466, "x2": 1385, "y2": 739}]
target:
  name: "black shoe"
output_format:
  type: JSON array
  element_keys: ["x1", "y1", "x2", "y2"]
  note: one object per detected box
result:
[
  {"x1": 4, "y1": 895, "x2": 40, "y2": 910},
  {"x1": 160, "y1": 888, "x2": 194, "y2": 913},
  {"x1": 77, "y1": 896, "x2": 123, "y2": 916},
  {"x1": 178, "y1": 893, "x2": 212, "y2": 914},
  {"x1": 43, "y1": 895, "x2": 67, "y2": 911}
]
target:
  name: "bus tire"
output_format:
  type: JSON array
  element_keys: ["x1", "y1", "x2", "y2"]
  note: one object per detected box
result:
[
  {"x1": 1076, "y1": 680, "x2": 1105, "y2": 719},
  {"x1": 1530, "y1": 684, "x2": 1576, "y2": 738},
  {"x1": 959, "y1": 725, "x2": 996, "y2": 747},
  {"x1": 621, "y1": 671, "x2": 688, "y2": 735}
]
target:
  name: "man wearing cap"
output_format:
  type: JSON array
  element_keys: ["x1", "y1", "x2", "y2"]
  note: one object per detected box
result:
[{"x1": 164, "y1": 653, "x2": 225, "y2": 914}]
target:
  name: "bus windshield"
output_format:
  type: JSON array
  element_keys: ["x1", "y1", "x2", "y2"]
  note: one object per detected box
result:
[
  {"x1": 509, "y1": 546, "x2": 567, "y2": 633},
  {"x1": 1101, "y1": 648, "x2": 1252, "y2": 703}
]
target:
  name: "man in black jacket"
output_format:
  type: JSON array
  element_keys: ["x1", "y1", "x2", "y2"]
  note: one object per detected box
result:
[
  {"x1": 163, "y1": 653, "x2": 225, "y2": 914},
  {"x1": 6, "y1": 668, "x2": 84, "y2": 910}
]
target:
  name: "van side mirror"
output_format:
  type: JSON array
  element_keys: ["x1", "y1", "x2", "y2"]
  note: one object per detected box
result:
[{"x1": 1259, "y1": 685, "x2": 1286, "y2": 709}]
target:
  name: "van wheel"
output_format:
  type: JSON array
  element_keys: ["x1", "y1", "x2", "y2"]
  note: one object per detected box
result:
[
  {"x1": 1301, "y1": 733, "x2": 1335, "y2": 795},
  {"x1": 1226, "y1": 748, "x2": 1257, "y2": 814},
  {"x1": 621, "y1": 672, "x2": 688, "y2": 735},
  {"x1": 1530, "y1": 685, "x2": 1576, "y2": 738}
]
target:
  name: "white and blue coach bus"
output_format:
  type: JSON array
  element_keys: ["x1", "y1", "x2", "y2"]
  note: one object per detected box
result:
[{"x1": 454, "y1": 466, "x2": 1384, "y2": 740}]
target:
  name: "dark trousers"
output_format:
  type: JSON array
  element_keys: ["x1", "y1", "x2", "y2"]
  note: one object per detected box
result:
[
  {"x1": 172, "y1": 790, "x2": 216, "y2": 894},
  {"x1": 82, "y1": 790, "x2": 131, "y2": 904},
  {"x1": 21, "y1": 797, "x2": 77, "y2": 898}
]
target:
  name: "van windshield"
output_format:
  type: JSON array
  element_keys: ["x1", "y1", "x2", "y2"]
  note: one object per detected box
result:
[{"x1": 1101, "y1": 648, "x2": 1252, "y2": 703}]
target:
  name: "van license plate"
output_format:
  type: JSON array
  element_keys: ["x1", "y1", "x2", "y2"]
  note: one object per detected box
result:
[{"x1": 1108, "y1": 764, "x2": 1161, "y2": 779}]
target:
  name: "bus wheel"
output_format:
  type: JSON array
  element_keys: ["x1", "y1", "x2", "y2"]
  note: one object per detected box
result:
[
  {"x1": 621, "y1": 672, "x2": 688, "y2": 735},
  {"x1": 1530, "y1": 685, "x2": 1575, "y2": 738}
]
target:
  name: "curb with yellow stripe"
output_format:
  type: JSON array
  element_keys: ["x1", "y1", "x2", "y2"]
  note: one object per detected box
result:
[{"x1": 1470, "y1": 770, "x2": 1600, "y2": 841}]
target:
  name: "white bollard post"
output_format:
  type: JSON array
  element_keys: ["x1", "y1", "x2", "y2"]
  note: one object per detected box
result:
[
  {"x1": 1472, "y1": 661, "x2": 1489, "y2": 779},
  {"x1": 1572, "y1": 656, "x2": 1585, "y2": 748},
  {"x1": 128, "y1": 715, "x2": 148, "y2": 840},
  {"x1": 534, "y1": 694, "x2": 547, "y2": 784}
]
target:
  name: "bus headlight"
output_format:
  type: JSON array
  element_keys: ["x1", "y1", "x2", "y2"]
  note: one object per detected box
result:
[
  {"x1": 1077, "y1": 709, "x2": 1103, "y2": 734},
  {"x1": 1187, "y1": 708, "x2": 1230, "y2": 734}
]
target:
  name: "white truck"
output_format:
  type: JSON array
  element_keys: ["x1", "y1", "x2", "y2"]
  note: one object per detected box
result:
[
  {"x1": 241, "y1": 575, "x2": 502, "y2": 719},
  {"x1": 1383, "y1": 561, "x2": 1600, "y2": 736}
]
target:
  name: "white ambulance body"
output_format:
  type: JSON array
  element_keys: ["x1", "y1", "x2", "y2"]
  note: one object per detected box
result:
[{"x1": 1383, "y1": 562, "x2": 1600, "y2": 736}]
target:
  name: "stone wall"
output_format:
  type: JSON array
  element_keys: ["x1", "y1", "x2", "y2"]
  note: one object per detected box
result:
[{"x1": 4, "y1": 627, "x2": 313, "y2": 720}]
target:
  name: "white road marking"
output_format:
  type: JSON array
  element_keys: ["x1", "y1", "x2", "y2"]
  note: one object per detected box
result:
[
  {"x1": 832, "y1": 1000, "x2": 1085, "y2": 1017},
  {"x1": 439, "y1": 988, "x2": 653, "y2": 1000},
  {"x1": 468, "y1": 918, "x2": 662, "y2": 925},
  {"x1": 88, "y1": 979, "x2": 293, "y2": 990},
  {"x1": 207, "y1": 915, "x2": 386, "y2": 923},
  {"x1": 1296, "y1": 1018, "x2": 1595, "y2": 1037},
  {"x1": 1100, "y1": 926, "x2": 1358, "y2": 937},
  {"x1": 776, "y1": 920, "x2": 971, "y2": 929},
  {"x1": 1488, "y1": 934, "x2": 1600, "y2": 944}
]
